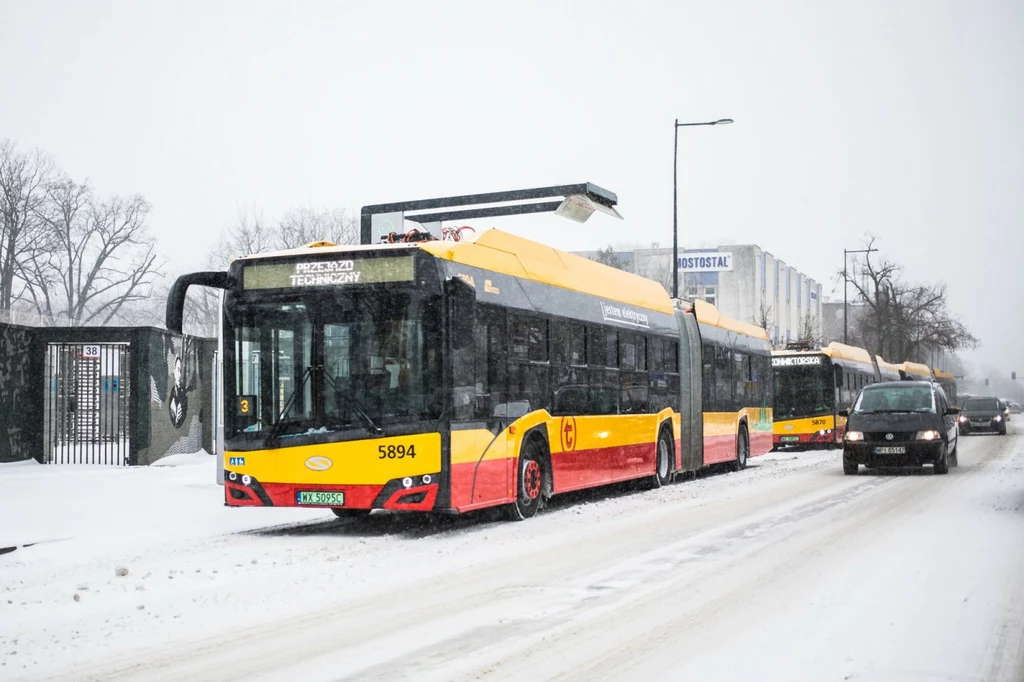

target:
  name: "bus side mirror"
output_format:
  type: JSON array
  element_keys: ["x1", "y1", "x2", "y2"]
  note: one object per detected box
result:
[
  {"x1": 834, "y1": 364, "x2": 844, "y2": 387},
  {"x1": 446, "y1": 277, "x2": 476, "y2": 350},
  {"x1": 165, "y1": 271, "x2": 231, "y2": 334}
]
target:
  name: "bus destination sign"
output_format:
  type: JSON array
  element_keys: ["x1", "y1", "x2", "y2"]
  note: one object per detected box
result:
[
  {"x1": 771, "y1": 355, "x2": 824, "y2": 367},
  {"x1": 243, "y1": 256, "x2": 415, "y2": 290}
]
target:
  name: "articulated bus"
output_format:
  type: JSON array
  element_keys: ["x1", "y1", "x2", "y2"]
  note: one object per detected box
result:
[
  {"x1": 166, "y1": 184, "x2": 772, "y2": 520},
  {"x1": 772, "y1": 342, "x2": 883, "y2": 448}
]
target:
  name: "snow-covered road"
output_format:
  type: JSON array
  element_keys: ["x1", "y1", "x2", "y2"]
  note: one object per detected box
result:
[{"x1": 2, "y1": 429, "x2": 1023, "y2": 681}]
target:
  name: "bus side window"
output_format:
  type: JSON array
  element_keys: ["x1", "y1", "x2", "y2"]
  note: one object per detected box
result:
[
  {"x1": 733, "y1": 350, "x2": 748, "y2": 407},
  {"x1": 702, "y1": 344, "x2": 715, "y2": 410},
  {"x1": 472, "y1": 306, "x2": 508, "y2": 420},
  {"x1": 715, "y1": 346, "x2": 732, "y2": 411}
]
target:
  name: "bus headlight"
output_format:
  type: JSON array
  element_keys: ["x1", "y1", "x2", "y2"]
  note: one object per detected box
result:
[
  {"x1": 915, "y1": 430, "x2": 940, "y2": 441},
  {"x1": 845, "y1": 431, "x2": 864, "y2": 442}
]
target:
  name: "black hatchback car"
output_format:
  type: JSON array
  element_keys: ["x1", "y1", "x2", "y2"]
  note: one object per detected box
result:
[
  {"x1": 839, "y1": 381, "x2": 959, "y2": 475},
  {"x1": 958, "y1": 396, "x2": 1008, "y2": 435}
]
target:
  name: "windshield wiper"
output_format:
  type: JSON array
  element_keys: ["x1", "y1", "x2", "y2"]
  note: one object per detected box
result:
[
  {"x1": 321, "y1": 369, "x2": 384, "y2": 436},
  {"x1": 263, "y1": 365, "x2": 316, "y2": 448}
]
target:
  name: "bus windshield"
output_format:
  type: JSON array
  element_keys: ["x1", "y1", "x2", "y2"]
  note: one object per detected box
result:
[
  {"x1": 225, "y1": 289, "x2": 443, "y2": 442},
  {"x1": 773, "y1": 362, "x2": 834, "y2": 420}
]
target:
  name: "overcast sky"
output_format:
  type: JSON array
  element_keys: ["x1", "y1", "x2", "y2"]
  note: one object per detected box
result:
[{"x1": 1, "y1": 0, "x2": 1021, "y2": 376}]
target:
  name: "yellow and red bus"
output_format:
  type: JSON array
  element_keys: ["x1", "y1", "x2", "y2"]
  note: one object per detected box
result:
[
  {"x1": 166, "y1": 183, "x2": 772, "y2": 520},
  {"x1": 772, "y1": 342, "x2": 883, "y2": 448}
]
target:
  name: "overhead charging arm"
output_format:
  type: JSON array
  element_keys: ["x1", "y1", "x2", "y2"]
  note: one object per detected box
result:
[{"x1": 359, "y1": 182, "x2": 622, "y2": 245}]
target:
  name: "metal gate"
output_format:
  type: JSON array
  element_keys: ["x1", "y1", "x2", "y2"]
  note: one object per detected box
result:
[{"x1": 44, "y1": 342, "x2": 131, "y2": 464}]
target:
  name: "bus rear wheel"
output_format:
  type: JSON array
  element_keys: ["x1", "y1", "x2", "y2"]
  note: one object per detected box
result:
[
  {"x1": 648, "y1": 428, "x2": 674, "y2": 489},
  {"x1": 730, "y1": 426, "x2": 749, "y2": 472},
  {"x1": 506, "y1": 438, "x2": 545, "y2": 521}
]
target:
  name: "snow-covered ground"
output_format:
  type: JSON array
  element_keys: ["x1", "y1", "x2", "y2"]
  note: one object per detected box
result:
[{"x1": 1, "y1": 430, "x2": 1022, "y2": 681}]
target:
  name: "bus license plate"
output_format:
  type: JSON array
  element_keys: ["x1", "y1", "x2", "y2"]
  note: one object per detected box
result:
[
  {"x1": 297, "y1": 491, "x2": 345, "y2": 506},
  {"x1": 873, "y1": 446, "x2": 906, "y2": 455},
  {"x1": 781, "y1": 436, "x2": 800, "y2": 442}
]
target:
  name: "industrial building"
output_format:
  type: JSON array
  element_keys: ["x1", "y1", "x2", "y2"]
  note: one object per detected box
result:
[{"x1": 574, "y1": 245, "x2": 823, "y2": 349}]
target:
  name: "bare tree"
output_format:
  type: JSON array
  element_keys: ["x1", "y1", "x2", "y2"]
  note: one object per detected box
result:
[
  {"x1": 209, "y1": 206, "x2": 277, "y2": 267},
  {"x1": 590, "y1": 245, "x2": 627, "y2": 270},
  {"x1": 843, "y1": 236, "x2": 978, "y2": 362},
  {"x1": 209, "y1": 205, "x2": 358, "y2": 268},
  {"x1": 636, "y1": 259, "x2": 673, "y2": 294},
  {"x1": 176, "y1": 205, "x2": 359, "y2": 335},
  {"x1": 0, "y1": 140, "x2": 54, "y2": 310},
  {"x1": 753, "y1": 298, "x2": 773, "y2": 332},
  {"x1": 22, "y1": 181, "x2": 163, "y2": 326},
  {"x1": 797, "y1": 311, "x2": 822, "y2": 346},
  {"x1": 277, "y1": 205, "x2": 358, "y2": 249}
]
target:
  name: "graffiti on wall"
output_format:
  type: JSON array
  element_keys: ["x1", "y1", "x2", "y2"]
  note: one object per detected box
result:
[
  {"x1": 0, "y1": 323, "x2": 36, "y2": 462},
  {"x1": 146, "y1": 334, "x2": 205, "y2": 461}
]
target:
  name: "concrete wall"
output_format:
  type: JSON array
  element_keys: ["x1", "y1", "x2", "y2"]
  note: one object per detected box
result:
[
  {"x1": 0, "y1": 323, "x2": 43, "y2": 462},
  {"x1": 0, "y1": 322, "x2": 214, "y2": 464}
]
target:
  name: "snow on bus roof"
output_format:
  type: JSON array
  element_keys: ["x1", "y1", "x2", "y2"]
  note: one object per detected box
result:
[
  {"x1": 900, "y1": 361, "x2": 933, "y2": 377},
  {"x1": 876, "y1": 356, "x2": 902, "y2": 373},
  {"x1": 691, "y1": 299, "x2": 768, "y2": 341},
  {"x1": 773, "y1": 342, "x2": 874, "y2": 365}
]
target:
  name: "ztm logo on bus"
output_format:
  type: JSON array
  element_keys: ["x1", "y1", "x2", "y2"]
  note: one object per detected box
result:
[{"x1": 560, "y1": 416, "x2": 577, "y2": 452}]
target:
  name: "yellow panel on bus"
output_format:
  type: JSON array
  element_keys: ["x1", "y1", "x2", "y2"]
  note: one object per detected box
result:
[{"x1": 225, "y1": 433, "x2": 442, "y2": 485}]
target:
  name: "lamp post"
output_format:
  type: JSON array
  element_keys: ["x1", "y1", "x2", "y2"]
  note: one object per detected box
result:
[
  {"x1": 673, "y1": 118, "x2": 733, "y2": 299},
  {"x1": 843, "y1": 247, "x2": 877, "y2": 344}
]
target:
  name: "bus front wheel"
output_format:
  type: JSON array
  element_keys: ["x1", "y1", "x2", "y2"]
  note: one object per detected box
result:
[
  {"x1": 331, "y1": 508, "x2": 371, "y2": 519},
  {"x1": 506, "y1": 438, "x2": 545, "y2": 521}
]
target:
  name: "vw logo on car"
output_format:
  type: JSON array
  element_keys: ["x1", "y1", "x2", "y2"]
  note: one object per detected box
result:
[
  {"x1": 885, "y1": 433, "x2": 894, "y2": 441},
  {"x1": 304, "y1": 456, "x2": 333, "y2": 471}
]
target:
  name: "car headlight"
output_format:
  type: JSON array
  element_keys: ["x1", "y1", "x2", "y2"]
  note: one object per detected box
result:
[
  {"x1": 845, "y1": 431, "x2": 864, "y2": 442},
  {"x1": 916, "y1": 430, "x2": 941, "y2": 441},
  {"x1": 958, "y1": 415, "x2": 968, "y2": 422},
  {"x1": 994, "y1": 415, "x2": 1002, "y2": 422}
]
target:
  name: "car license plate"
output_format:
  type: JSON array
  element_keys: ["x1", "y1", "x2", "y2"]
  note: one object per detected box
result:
[
  {"x1": 970, "y1": 421, "x2": 988, "y2": 426},
  {"x1": 873, "y1": 446, "x2": 906, "y2": 454},
  {"x1": 781, "y1": 436, "x2": 800, "y2": 442},
  {"x1": 297, "y1": 491, "x2": 345, "y2": 506}
]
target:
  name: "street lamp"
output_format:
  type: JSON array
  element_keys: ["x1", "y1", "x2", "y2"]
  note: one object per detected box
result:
[
  {"x1": 673, "y1": 118, "x2": 733, "y2": 299},
  {"x1": 843, "y1": 247, "x2": 877, "y2": 344}
]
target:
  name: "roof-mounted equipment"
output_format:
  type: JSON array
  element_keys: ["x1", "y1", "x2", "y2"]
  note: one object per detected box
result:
[{"x1": 359, "y1": 182, "x2": 622, "y2": 245}]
